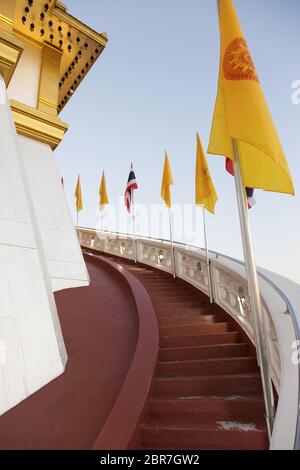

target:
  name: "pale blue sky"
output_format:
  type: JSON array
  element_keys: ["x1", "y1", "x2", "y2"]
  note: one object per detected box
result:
[{"x1": 56, "y1": 0, "x2": 300, "y2": 283}]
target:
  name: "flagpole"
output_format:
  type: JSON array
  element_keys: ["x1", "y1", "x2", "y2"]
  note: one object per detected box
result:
[
  {"x1": 132, "y1": 190, "x2": 137, "y2": 263},
  {"x1": 76, "y1": 210, "x2": 79, "y2": 227},
  {"x1": 168, "y1": 208, "x2": 176, "y2": 278},
  {"x1": 101, "y1": 208, "x2": 104, "y2": 252},
  {"x1": 232, "y1": 138, "x2": 275, "y2": 440},
  {"x1": 202, "y1": 208, "x2": 213, "y2": 304}
]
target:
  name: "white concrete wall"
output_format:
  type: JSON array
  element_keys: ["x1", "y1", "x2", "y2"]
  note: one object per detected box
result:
[
  {"x1": 6, "y1": 34, "x2": 89, "y2": 291},
  {"x1": 0, "y1": 74, "x2": 67, "y2": 415},
  {"x1": 5, "y1": 32, "x2": 89, "y2": 291},
  {"x1": 7, "y1": 39, "x2": 42, "y2": 108},
  {"x1": 17, "y1": 135, "x2": 90, "y2": 291}
]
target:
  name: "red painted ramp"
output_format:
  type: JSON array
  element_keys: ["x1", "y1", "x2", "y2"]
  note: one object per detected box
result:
[
  {"x1": 0, "y1": 249, "x2": 268, "y2": 450},
  {"x1": 0, "y1": 255, "x2": 138, "y2": 450}
]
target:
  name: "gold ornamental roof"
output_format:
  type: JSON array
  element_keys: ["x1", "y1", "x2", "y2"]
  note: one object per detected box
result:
[{"x1": 13, "y1": 0, "x2": 108, "y2": 113}]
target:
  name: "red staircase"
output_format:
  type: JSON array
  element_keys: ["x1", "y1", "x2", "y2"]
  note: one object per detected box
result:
[{"x1": 106, "y1": 258, "x2": 268, "y2": 450}]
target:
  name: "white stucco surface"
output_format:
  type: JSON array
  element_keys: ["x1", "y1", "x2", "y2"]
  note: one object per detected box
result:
[
  {"x1": 17, "y1": 135, "x2": 90, "y2": 291},
  {"x1": 0, "y1": 73, "x2": 67, "y2": 415}
]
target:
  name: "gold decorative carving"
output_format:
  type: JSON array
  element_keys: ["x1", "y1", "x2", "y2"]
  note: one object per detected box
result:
[
  {"x1": 0, "y1": 14, "x2": 13, "y2": 27},
  {"x1": 12, "y1": 0, "x2": 108, "y2": 113},
  {"x1": 10, "y1": 99, "x2": 68, "y2": 149},
  {"x1": 38, "y1": 42, "x2": 62, "y2": 116},
  {"x1": 0, "y1": 29, "x2": 23, "y2": 86}
]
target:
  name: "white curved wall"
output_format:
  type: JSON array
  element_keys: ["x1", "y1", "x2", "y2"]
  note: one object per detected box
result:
[
  {"x1": 0, "y1": 73, "x2": 67, "y2": 416},
  {"x1": 6, "y1": 31, "x2": 90, "y2": 291}
]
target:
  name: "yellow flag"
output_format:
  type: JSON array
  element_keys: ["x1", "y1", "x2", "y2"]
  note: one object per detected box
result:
[
  {"x1": 99, "y1": 171, "x2": 109, "y2": 211},
  {"x1": 74, "y1": 175, "x2": 83, "y2": 212},
  {"x1": 161, "y1": 153, "x2": 173, "y2": 208},
  {"x1": 208, "y1": 0, "x2": 294, "y2": 195},
  {"x1": 195, "y1": 133, "x2": 218, "y2": 214}
]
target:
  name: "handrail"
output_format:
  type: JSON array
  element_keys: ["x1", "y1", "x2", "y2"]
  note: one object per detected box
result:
[
  {"x1": 85, "y1": 251, "x2": 159, "y2": 450},
  {"x1": 77, "y1": 226, "x2": 300, "y2": 449},
  {"x1": 207, "y1": 249, "x2": 300, "y2": 450},
  {"x1": 257, "y1": 271, "x2": 300, "y2": 451}
]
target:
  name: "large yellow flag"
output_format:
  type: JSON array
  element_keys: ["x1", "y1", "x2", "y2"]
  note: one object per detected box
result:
[
  {"x1": 99, "y1": 171, "x2": 109, "y2": 211},
  {"x1": 195, "y1": 133, "x2": 218, "y2": 214},
  {"x1": 161, "y1": 153, "x2": 173, "y2": 208},
  {"x1": 74, "y1": 175, "x2": 83, "y2": 212},
  {"x1": 208, "y1": 0, "x2": 294, "y2": 195}
]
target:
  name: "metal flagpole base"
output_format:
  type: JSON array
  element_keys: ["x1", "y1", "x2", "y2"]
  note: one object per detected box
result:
[
  {"x1": 132, "y1": 191, "x2": 137, "y2": 264},
  {"x1": 232, "y1": 139, "x2": 275, "y2": 441},
  {"x1": 202, "y1": 207, "x2": 213, "y2": 304},
  {"x1": 168, "y1": 208, "x2": 176, "y2": 278},
  {"x1": 101, "y1": 212, "x2": 104, "y2": 253}
]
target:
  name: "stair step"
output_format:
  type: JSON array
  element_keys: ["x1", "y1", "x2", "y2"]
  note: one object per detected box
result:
[
  {"x1": 141, "y1": 417, "x2": 267, "y2": 450},
  {"x1": 153, "y1": 294, "x2": 204, "y2": 303},
  {"x1": 149, "y1": 289, "x2": 207, "y2": 298},
  {"x1": 157, "y1": 300, "x2": 209, "y2": 310},
  {"x1": 160, "y1": 322, "x2": 229, "y2": 337},
  {"x1": 158, "y1": 313, "x2": 227, "y2": 327},
  {"x1": 140, "y1": 280, "x2": 186, "y2": 287},
  {"x1": 149, "y1": 396, "x2": 265, "y2": 420},
  {"x1": 158, "y1": 356, "x2": 258, "y2": 377},
  {"x1": 133, "y1": 271, "x2": 168, "y2": 276},
  {"x1": 149, "y1": 293, "x2": 200, "y2": 300},
  {"x1": 135, "y1": 274, "x2": 175, "y2": 280},
  {"x1": 153, "y1": 373, "x2": 262, "y2": 398},
  {"x1": 160, "y1": 331, "x2": 241, "y2": 348},
  {"x1": 157, "y1": 306, "x2": 214, "y2": 318},
  {"x1": 136, "y1": 276, "x2": 172, "y2": 281},
  {"x1": 126, "y1": 268, "x2": 155, "y2": 273},
  {"x1": 157, "y1": 306, "x2": 212, "y2": 315},
  {"x1": 159, "y1": 343, "x2": 249, "y2": 361},
  {"x1": 148, "y1": 291, "x2": 196, "y2": 298},
  {"x1": 146, "y1": 286, "x2": 195, "y2": 293}
]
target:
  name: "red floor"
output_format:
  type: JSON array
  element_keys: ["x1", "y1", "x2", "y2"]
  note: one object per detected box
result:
[{"x1": 0, "y1": 255, "x2": 137, "y2": 450}]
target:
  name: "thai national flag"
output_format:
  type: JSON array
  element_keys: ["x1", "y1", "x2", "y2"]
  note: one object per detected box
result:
[
  {"x1": 124, "y1": 164, "x2": 138, "y2": 213},
  {"x1": 226, "y1": 158, "x2": 256, "y2": 209}
]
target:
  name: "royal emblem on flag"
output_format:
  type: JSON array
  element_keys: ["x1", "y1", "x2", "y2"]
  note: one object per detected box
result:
[{"x1": 223, "y1": 37, "x2": 259, "y2": 82}]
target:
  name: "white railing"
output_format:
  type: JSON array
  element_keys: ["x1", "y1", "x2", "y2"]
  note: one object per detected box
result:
[{"x1": 77, "y1": 227, "x2": 300, "y2": 451}]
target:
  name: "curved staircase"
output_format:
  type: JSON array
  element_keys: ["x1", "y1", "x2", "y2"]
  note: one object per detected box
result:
[
  {"x1": 101, "y1": 255, "x2": 268, "y2": 450},
  {"x1": 0, "y1": 246, "x2": 269, "y2": 450}
]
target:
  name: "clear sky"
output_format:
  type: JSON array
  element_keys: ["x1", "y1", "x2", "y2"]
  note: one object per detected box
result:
[{"x1": 55, "y1": 0, "x2": 300, "y2": 284}]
